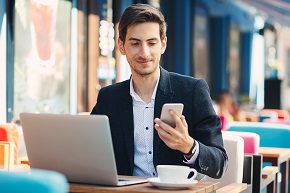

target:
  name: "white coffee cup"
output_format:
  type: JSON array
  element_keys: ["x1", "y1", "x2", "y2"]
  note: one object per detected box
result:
[{"x1": 157, "y1": 165, "x2": 197, "y2": 183}]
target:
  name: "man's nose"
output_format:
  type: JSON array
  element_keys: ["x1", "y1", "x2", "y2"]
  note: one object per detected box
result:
[{"x1": 139, "y1": 45, "x2": 150, "y2": 58}]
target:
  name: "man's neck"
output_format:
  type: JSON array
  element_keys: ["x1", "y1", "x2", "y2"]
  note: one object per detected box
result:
[{"x1": 132, "y1": 70, "x2": 160, "y2": 104}]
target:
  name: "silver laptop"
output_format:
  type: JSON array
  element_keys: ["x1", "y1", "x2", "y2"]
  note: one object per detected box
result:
[{"x1": 19, "y1": 113, "x2": 147, "y2": 186}]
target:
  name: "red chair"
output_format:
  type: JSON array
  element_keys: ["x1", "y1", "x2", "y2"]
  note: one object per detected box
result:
[
  {"x1": 262, "y1": 118, "x2": 290, "y2": 125},
  {"x1": 261, "y1": 109, "x2": 289, "y2": 120},
  {"x1": 222, "y1": 131, "x2": 260, "y2": 154},
  {"x1": 0, "y1": 123, "x2": 19, "y2": 168},
  {"x1": 219, "y1": 115, "x2": 227, "y2": 131}
]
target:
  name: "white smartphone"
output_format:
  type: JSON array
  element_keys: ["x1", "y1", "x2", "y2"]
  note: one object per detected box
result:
[{"x1": 160, "y1": 103, "x2": 184, "y2": 127}]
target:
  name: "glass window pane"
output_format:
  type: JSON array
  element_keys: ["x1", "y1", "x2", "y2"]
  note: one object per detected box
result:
[{"x1": 13, "y1": 0, "x2": 72, "y2": 121}]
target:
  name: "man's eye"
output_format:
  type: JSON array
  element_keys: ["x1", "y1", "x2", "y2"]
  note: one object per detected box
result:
[
  {"x1": 149, "y1": 42, "x2": 157, "y2": 46},
  {"x1": 131, "y1": 42, "x2": 139, "y2": 46}
]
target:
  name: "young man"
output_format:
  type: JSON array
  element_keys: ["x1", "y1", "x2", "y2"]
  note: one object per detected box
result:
[{"x1": 91, "y1": 4, "x2": 228, "y2": 179}]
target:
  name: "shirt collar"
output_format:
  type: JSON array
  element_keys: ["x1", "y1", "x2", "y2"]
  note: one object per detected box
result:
[{"x1": 130, "y1": 76, "x2": 160, "y2": 103}]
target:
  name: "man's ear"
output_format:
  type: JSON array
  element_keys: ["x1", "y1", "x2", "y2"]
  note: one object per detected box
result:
[
  {"x1": 161, "y1": 37, "x2": 167, "y2": 54},
  {"x1": 118, "y1": 38, "x2": 126, "y2": 55}
]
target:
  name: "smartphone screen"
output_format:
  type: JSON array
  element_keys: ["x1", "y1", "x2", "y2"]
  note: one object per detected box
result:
[{"x1": 160, "y1": 103, "x2": 184, "y2": 127}]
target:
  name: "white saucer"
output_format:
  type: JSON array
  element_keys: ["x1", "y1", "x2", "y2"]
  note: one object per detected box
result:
[{"x1": 147, "y1": 177, "x2": 198, "y2": 190}]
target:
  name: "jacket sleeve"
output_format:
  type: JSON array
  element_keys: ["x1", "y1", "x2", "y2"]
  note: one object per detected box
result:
[
  {"x1": 90, "y1": 88, "x2": 104, "y2": 115},
  {"x1": 189, "y1": 79, "x2": 228, "y2": 179}
]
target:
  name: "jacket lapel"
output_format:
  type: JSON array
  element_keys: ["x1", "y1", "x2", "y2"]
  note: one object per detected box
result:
[
  {"x1": 118, "y1": 80, "x2": 134, "y2": 173},
  {"x1": 153, "y1": 67, "x2": 174, "y2": 164},
  {"x1": 117, "y1": 68, "x2": 174, "y2": 170}
]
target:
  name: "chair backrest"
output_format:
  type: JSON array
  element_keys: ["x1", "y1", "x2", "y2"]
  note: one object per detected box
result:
[
  {"x1": 227, "y1": 121, "x2": 290, "y2": 148},
  {"x1": 0, "y1": 123, "x2": 19, "y2": 165},
  {"x1": 261, "y1": 109, "x2": 289, "y2": 120},
  {"x1": 262, "y1": 118, "x2": 290, "y2": 125},
  {"x1": 241, "y1": 154, "x2": 267, "y2": 193},
  {"x1": 242, "y1": 154, "x2": 253, "y2": 192},
  {"x1": 205, "y1": 133, "x2": 244, "y2": 187},
  {"x1": 244, "y1": 111, "x2": 259, "y2": 122},
  {"x1": 0, "y1": 169, "x2": 68, "y2": 193},
  {"x1": 251, "y1": 154, "x2": 263, "y2": 193},
  {"x1": 223, "y1": 131, "x2": 260, "y2": 154},
  {"x1": 219, "y1": 115, "x2": 227, "y2": 131},
  {"x1": 259, "y1": 111, "x2": 278, "y2": 122}
]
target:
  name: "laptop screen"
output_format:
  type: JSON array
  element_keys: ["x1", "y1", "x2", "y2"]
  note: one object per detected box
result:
[{"x1": 20, "y1": 113, "x2": 122, "y2": 185}]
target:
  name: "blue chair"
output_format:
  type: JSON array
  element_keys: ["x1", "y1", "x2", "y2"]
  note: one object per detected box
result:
[
  {"x1": 0, "y1": 169, "x2": 68, "y2": 193},
  {"x1": 226, "y1": 122, "x2": 290, "y2": 148}
]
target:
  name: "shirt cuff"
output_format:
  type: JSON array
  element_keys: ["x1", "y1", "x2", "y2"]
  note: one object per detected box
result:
[{"x1": 183, "y1": 141, "x2": 200, "y2": 165}]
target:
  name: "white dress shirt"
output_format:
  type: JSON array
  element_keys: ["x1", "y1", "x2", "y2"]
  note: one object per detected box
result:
[
  {"x1": 130, "y1": 77, "x2": 158, "y2": 177},
  {"x1": 129, "y1": 77, "x2": 199, "y2": 177}
]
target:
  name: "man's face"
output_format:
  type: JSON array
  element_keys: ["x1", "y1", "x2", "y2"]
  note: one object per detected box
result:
[{"x1": 118, "y1": 22, "x2": 167, "y2": 77}]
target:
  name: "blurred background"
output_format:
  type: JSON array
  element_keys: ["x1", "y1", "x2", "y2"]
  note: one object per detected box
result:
[{"x1": 1, "y1": 0, "x2": 290, "y2": 123}]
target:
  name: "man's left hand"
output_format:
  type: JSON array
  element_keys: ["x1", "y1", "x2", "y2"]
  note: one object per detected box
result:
[{"x1": 154, "y1": 110, "x2": 194, "y2": 155}]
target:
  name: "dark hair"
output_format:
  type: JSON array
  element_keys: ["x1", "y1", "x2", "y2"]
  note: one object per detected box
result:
[{"x1": 118, "y1": 4, "x2": 167, "y2": 42}]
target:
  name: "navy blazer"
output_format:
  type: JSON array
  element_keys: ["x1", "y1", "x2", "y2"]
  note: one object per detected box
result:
[{"x1": 91, "y1": 67, "x2": 228, "y2": 179}]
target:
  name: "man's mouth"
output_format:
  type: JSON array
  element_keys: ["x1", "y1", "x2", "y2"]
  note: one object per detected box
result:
[{"x1": 136, "y1": 58, "x2": 152, "y2": 64}]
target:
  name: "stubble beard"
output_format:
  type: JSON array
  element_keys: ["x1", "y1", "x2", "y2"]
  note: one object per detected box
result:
[{"x1": 132, "y1": 62, "x2": 159, "y2": 78}]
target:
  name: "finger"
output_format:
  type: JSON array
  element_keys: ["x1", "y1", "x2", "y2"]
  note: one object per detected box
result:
[
  {"x1": 180, "y1": 115, "x2": 188, "y2": 128},
  {"x1": 169, "y1": 110, "x2": 183, "y2": 129},
  {"x1": 154, "y1": 118, "x2": 175, "y2": 134},
  {"x1": 154, "y1": 119, "x2": 170, "y2": 134},
  {"x1": 154, "y1": 119, "x2": 178, "y2": 141},
  {"x1": 154, "y1": 123, "x2": 174, "y2": 143},
  {"x1": 155, "y1": 124, "x2": 169, "y2": 136}
]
